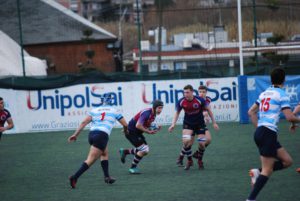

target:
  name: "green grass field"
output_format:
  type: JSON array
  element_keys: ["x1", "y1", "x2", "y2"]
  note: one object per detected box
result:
[{"x1": 0, "y1": 122, "x2": 299, "y2": 201}]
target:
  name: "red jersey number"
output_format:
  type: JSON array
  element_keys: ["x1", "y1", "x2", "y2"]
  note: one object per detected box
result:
[
  {"x1": 100, "y1": 112, "x2": 106, "y2": 121},
  {"x1": 260, "y1": 98, "x2": 271, "y2": 112}
]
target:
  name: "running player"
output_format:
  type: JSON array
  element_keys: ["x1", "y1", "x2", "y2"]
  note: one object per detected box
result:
[
  {"x1": 168, "y1": 85, "x2": 214, "y2": 170},
  {"x1": 246, "y1": 68, "x2": 300, "y2": 201},
  {"x1": 0, "y1": 97, "x2": 14, "y2": 141},
  {"x1": 290, "y1": 102, "x2": 300, "y2": 173},
  {"x1": 68, "y1": 93, "x2": 128, "y2": 188},
  {"x1": 119, "y1": 100, "x2": 164, "y2": 174},
  {"x1": 192, "y1": 85, "x2": 219, "y2": 169}
]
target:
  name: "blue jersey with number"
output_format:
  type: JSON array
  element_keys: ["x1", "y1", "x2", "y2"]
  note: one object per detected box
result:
[
  {"x1": 88, "y1": 106, "x2": 123, "y2": 135},
  {"x1": 255, "y1": 86, "x2": 290, "y2": 132}
]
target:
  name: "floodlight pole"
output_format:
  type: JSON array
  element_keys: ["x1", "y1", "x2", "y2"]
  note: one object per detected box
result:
[
  {"x1": 252, "y1": 0, "x2": 258, "y2": 71},
  {"x1": 237, "y1": 0, "x2": 244, "y2": 75},
  {"x1": 17, "y1": 0, "x2": 26, "y2": 76},
  {"x1": 135, "y1": 0, "x2": 143, "y2": 77}
]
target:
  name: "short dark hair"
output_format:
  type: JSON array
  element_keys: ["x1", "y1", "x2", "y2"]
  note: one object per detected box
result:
[
  {"x1": 183, "y1": 84, "x2": 193, "y2": 91},
  {"x1": 198, "y1": 85, "x2": 207, "y2": 91},
  {"x1": 271, "y1": 67, "x2": 285, "y2": 85},
  {"x1": 152, "y1": 100, "x2": 164, "y2": 109},
  {"x1": 0, "y1": 97, "x2": 3, "y2": 101}
]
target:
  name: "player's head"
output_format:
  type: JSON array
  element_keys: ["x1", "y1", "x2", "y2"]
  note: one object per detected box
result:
[
  {"x1": 0, "y1": 97, "x2": 3, "y2": 110},
  {"x1": 198, "y1": 85, "x2": 207, "y2": 98},
  {"x1": 152, "y1": 100, "x2": 164, "y2": 115},
  {"x1": 271, "y1": 67, "x2": 285, "y2": 86},
  {"x1": 102, "y1": 93, "x2": 113, "y2": 105},
  {"x1": 183, "y1": 84, "x2": 194, "y2": 100}
]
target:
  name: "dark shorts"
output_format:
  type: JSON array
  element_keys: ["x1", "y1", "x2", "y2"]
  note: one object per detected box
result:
[
  {"x1": 183, "y1": 123, "x2": 208, "y2": 136},
  {"x1": 254, "y1": 126, "x2": 282, "y2": 157},
  {"x1": 88, "y1": 130, "x2": 109, "y2": 151},
  {"x1": 126, "y1": 130, "x2": 147, "y2": 147}
]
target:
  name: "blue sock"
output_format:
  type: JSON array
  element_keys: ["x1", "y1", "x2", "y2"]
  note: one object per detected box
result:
[
  {"x1": 248, "y1": 174, "x2": 269, "y2": 200},
  {"x1": 73, "y1": 162, "x2": 89, "y2": 179}
]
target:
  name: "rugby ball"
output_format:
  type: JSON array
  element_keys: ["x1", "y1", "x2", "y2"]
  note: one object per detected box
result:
[{"x1": 149, "y1": 122, "x2": 159, "y2": 131}]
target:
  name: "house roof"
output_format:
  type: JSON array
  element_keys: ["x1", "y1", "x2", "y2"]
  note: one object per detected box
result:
[{"x1": 0, "y1": 0, "x2": 116, "y2": 45}]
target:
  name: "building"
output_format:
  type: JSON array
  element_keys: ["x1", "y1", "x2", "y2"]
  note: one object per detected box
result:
[{"x1": 0, "y1": 0, "x2": 119, "y2": 74}]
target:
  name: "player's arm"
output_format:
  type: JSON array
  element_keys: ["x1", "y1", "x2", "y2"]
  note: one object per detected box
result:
[
  {"x1": 136, "y1": 113, "x2": 156, "y2": 134},
  {"x1": 168, "y1": 110, "x2": 180, "y2": 133},
  {"x1": 0, "y1": 117, "x2": 14, "y2": 132},
  {"x1": 248, "y1": 103, "x2": 259, "y2": 128},
  {"x1": 283, "y1": 108, "x2": 300, "y2": 122},
  {"x1": 290, "y1": 105, "x2": 300, "y2": 132},
  {"x1": 206, "y1": 106, "x2": 219, "y2": 130},
  {"x1": 136, "y1": 121, "x2": 156, "y2": 134},
  {"x1": 293, "y1": 104, "x2": 300, "y2": 114},
  {"x1": 68, "y1": 116, "x2": 92, "y2": 142},
  {"x1": 118, "y1": 117, "x2": 129, "y2": 135}
]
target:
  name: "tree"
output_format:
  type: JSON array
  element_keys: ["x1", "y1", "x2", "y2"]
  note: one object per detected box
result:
[
  {"x1": 265, "y1": 0, "x2": 280, "y2": 11},
  {"x1": 262, "y1": 34, "x2": 289, "y2": 66},
  {"x1": 154, "y1": 0, "x2": 173, "y2": 71},
  {"x1": 81, "y1": 29, "x2": 97, "y2": 73}
]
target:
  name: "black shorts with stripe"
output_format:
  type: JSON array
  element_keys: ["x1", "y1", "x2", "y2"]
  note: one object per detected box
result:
[
  {"x1": 183, "y1": 122, "x2": 208, "y2": 136},
  {"x1": 88, "y1": 130, "x2": 109, "y2": 151},
  {"x1": 126, "y1": 130, "x2": 147, "y2": 147},
  {"x1": 254, "y1": 126, "x2": 282, "y2": 157}
]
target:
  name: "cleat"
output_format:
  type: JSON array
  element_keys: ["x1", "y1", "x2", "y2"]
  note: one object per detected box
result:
[
  {"x1": 69, "y1": 176, "x2": 77, "y2": 189},
  {"x1": 249, "y1": 168, "x2": 260, "y2": 187},
  {"x1": 296, "y1": 168, "x2": 300, "y2": 173},
  {"x1": 192, "y1": 151, "x2": 200, "y2": 159},
  {"x1": 197, "y1": 160, "x2": 204, "y2": 169},
  {"x1": 104, "y1": 176, "x2": 116, "y2": 184},
  {"x1": 119, "y1": 148, "x2": 126, "y2": 164},
  {"x1": 184, "y1": 160, "x2": 193, "y2": 170},
  {"x1": 129, "y1": 167, "x2": 141, "y2": 174},
  {"x1": 176, "y1": 155, "x2": 184, "y2": 167}
]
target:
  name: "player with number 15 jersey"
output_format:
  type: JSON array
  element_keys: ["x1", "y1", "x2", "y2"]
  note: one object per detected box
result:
[{"x1": 256, "y1": 85, "x2": 291, "y2": 132}]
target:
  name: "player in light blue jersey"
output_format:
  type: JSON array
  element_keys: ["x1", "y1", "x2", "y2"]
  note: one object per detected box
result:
[
  {"x1": 68, "y1": 93, "x2": 128, "y2": 188},
  {"x1": 246, "y1": 68, "x2": 300, "y2": 201}
]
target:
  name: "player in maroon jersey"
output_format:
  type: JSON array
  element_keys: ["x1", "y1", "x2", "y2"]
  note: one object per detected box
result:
[
  {"x1": 168, "y1": 85, "x2": 217, "y2": 170},
  {"x1": 191, "y1": 85, "x2": 219, "y2": 168},
  {"x1": 0, "y1": 97, "x2": 14, "y2": 141},
  {"x1": 119, "y1": 100, "x2": 164, "y2": 174}
]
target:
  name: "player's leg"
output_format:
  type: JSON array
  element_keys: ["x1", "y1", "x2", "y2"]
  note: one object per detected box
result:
[
  {"x1": 196, "y1": 133, "x2": 206, "y2": 169},
  {"x1": 177, "y1": 133, "x2": 195, "y2": 166},
  {"x1": 69, "y1": 131, "x2": 108, "y2": 188},
  {"x1": 247, "y1": 127, "x2": 285, "y2": 200},
  {"x1": 119, "y1": 147, "x2": 137, "y2": 164},
  {"x1": 247, "y1": 156, "x2": 275, "y2": 200},
  {"x1": 100, "y1": 146, "x2": 116, "y2": 184},
  {"x1": 129, "y1": 143, "x2": 149, "y2": 174},
  {"x1": 193, "y1": 129, "x2": 211, "y2": 159},
  {"x1": 125, "y1": 133, "x2": 149, "y2": 174},
  {"x1": 194, "y1": 127, "x2": 208, "y2": 169},
  {"x1": 119, "y1": 131, "x2": 139, "y2": 163},
  {"x1": 181, "y1": 129, "x2": 194, "y2": 170},
  {"x1": 205, "y1": 130, "x2": 212, "y2": 147},
  {"x1": 69, "y1": 145, "x2": 102, "y2": 188},
  {"x1": 276, "y1": 147, "x2": 293, "y2": 170}
]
